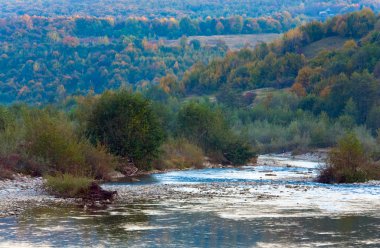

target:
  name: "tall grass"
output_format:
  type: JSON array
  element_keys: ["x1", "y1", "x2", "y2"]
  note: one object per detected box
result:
[
  {"x1": 154, "y1": 138, "x2": 204, "y2": 170},
  {"x1": 45, "y1": 174, "x2": 93, "y2": 198}
]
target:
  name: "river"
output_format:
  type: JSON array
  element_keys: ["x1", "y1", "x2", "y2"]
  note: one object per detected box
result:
[{"x1": 0, "y1": 155, "x2": 379, "y2": 247}]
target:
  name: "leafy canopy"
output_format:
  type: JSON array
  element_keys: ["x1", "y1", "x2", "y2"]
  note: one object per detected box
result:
[{"x1": 86, "y1": 91, "x2": 164, "y2": 169}]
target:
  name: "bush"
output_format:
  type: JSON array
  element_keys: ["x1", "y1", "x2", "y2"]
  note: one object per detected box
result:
[
  {"x1": 223, "y1": 140, "x2": 256, "y2": 165},
  {"x1": 23, "y1": 110, "x2": 88, "y2": 176},
  {"x1": 0, "y1": 107, "x2": 23, "y2": 157},
  {"x1": 82, "y1": 144, "x2": 117, "y2": 180},
  {"x1": 317, "y1": 133, "x2": 379, "y2": 183},
  {"x1": 154, "y1": 138, "x2": 204, "y2": 170},
  {"x1": 85, "y1": 91, "x2": 164, "y2": 170},
  {"x1": 45, "y1": 174, "x2": 93, "y2": 198},
  {"x1": 0, "y1": 106, "x2": 117, "y2": 180}
]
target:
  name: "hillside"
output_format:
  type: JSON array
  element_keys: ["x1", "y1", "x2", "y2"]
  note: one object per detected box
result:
[
  {"x1": 154, "y1": 9, "x2": 380, "y2": 152},
  {"x1": 179, "y1": 9, "x2": 379, "y2": 124}
]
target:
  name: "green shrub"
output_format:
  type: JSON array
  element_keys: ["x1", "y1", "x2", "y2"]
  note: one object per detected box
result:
[
  {"x1": 45, "y1": 174, "x2": 93, "y2": 198},
  {"x1": 23, "y1": 110, "x2": 88, "y2": 176},
  {"x1": 0, "y1": 106, "x2": 117, "y2": 180},
  {"x1": 318, "y1": 133, "x2": 379, "y2": 183},
  {"x1": 223, "y1": 140, "x2": 256, "y2": 165},
  {"x1": 0, "y1": 107, "x2": 23, "y2": 157}
]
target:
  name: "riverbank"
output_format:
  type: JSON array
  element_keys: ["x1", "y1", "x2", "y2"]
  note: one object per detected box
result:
[
  {"x1": 103, "y1": 150, "x2": 379, "y2": 218},
  {"x1": 103, "y1": 155, "x2": 380, "y2": 219},
  {"x1": 0, "y1": 174, "x2": 78, "y2": 218},
  {"x1": 1, "y1": 152, "x2": 379, "y2": 247},
  {"x1": 0, "y1": 151, "x2": 344, "y2": 219},
  {"x1": 104, "y1": 180, "x2": 380, "y2": 218}
]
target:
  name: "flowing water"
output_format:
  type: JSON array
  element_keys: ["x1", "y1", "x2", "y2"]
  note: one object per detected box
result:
[{"x1": 0, "y1": 156, "x2": 379, "y2": 247}]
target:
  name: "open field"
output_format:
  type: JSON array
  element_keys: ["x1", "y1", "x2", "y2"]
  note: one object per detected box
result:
[
  {"x1": 159, "y1": 33, "x2": 282, "y2": 50},
  {"x1": 302, "y1": 36, "x2": 349, "y2": 58},
  {"x1": 188, "y1": 33, "x2": 282, "y2": 50}
]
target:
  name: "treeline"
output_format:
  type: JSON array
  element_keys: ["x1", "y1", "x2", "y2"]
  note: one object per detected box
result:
[
  {"x1": 0, "y1": 13, "x2": 298, "y2": 40},
  {"x1": 155, "y1": 9, "x2": 380, "y2": 154},
  {"x1": 0, "y1": 90, "x2": 255, "y2": 192},
  {"x1": 1, "y1": 0, "x2": 377, "y2": 19},
  {"x1": 72, "y1": 14, "x2": 298, "y2": 38}
]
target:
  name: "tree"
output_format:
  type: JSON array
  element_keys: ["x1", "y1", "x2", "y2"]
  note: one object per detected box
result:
[
  {"x1": 215, "y1": 21, "x2": 224, "y2": 34},
  {"x1": 294, "y1": 66, "x2": 321, "y2": 93},
  {"x1": 301, "y1": 21, "x2": 324, "y2": 42},
  {"x1": 86, "y1": 91, "x2": 164, "y2": 169},
  {"x1": 63, "y1": 36, "x2": 80, "y2": 47},
  {"x1": 366, "y1": 105, "x2": 380, "y2": 133},
  {"x1": 179, "y1": 17, "x2": 197, "y2": 36},
  {"x1": 177, "y1": 102, "x2": 254, "y2": 164},
  {"x1": 177, "y1": 102, "x2": 227, "y2": 152},
  {"x1": 0, "y1": 107, "x2": 12, "y2": 132},
  {"x1": 224, "y1": 140, "x2": 255, "y2": 165},
  {"x1": 159, "y1": 74, "x2": 182, "y2": 94},
  {"x1": 189, "y1": 39, "x2": 201, "y2": 50}
]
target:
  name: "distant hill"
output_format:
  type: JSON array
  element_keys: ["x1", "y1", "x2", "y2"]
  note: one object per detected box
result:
[
  {"x1": 177, "y1": 9, "x2": 380, "y2": 126},
  {"x1": 0, "y1": 8, "x2": 379, "y2": 109},
  {"x1": 0, "y1": 0, "x2": 378, "y2": 19}
]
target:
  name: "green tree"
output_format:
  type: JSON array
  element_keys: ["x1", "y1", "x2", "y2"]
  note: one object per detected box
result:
[
  {"x1": 177, "y1": 102, "x2": 254, "y2": 164},
  {"x1": 86, "y1": 91, "x2": 164, "y2": 169},
  {"x1": 366, "y1": 105, "x2": 380, "y2": 133},
  {"x1": 179, "y1": 17, "x2": 197, "y2": 36},
  {"x1": 177, "y1": 102, "x2": 227, "y2": 152}
]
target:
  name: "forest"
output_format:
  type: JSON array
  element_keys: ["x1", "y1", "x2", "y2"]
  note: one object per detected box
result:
[
  {"x1": 1, "y1": 1, "x2": 380, "y2": 105},
  {"x1": 0, "y1": 13, "x2": 299, "y2": 105}
]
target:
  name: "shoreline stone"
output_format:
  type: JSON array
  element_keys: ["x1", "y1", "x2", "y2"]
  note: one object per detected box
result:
[{"x1": 0, "y1": 174, "x2": 79, "y2": 218}]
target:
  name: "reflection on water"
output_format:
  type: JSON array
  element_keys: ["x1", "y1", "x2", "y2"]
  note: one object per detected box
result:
[{"x1": 0, "y1": 203, "x2": 379, "y2": 247}]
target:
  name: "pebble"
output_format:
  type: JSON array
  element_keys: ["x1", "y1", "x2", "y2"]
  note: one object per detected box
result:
[{"x1": 0, "y1": 174, "x2": 74, "y2": 218}]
